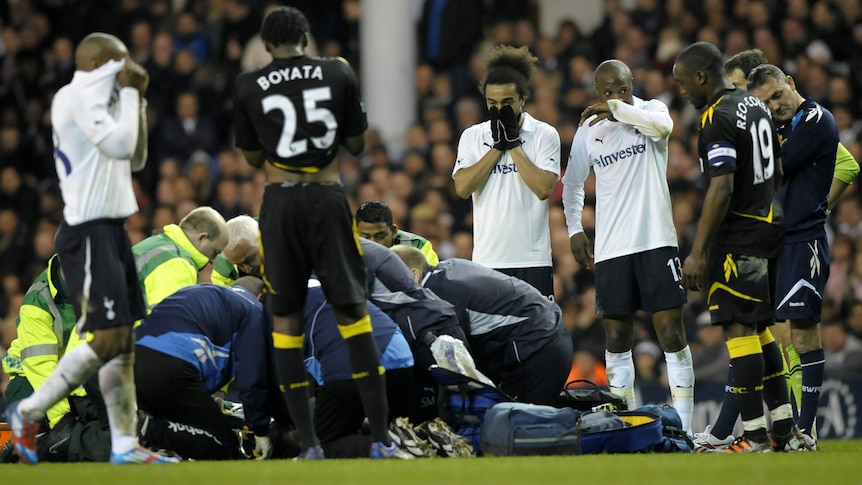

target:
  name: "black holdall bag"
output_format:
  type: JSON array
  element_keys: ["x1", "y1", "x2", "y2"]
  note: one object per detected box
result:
[{"x1": 553, "y1": 379, "x2": 628, "y2": 412}]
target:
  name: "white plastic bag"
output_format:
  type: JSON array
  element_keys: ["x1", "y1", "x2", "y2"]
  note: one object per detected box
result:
[{"x1": 429, "y1": 334, "x2": 495, "y2": 386}]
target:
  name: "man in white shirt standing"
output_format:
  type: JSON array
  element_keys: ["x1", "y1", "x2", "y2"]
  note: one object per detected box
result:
[
  {"x1": 453, "y1": 45, "x2": 560, "y2": 298},
  {"x1": 8, "y1": 33, "x2": 178, "y2": 465},
  {"x1": 562, "y1": 60, "x2": 694, "y2": 433}
]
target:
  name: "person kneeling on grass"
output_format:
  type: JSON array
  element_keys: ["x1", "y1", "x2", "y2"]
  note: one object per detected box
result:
[{"x1": 134, "y1": 277, "x2": 291, "y2": 460}]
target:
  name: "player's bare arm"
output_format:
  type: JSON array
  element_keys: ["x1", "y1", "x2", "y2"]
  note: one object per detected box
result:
[
  {"x1": 242, "y1": 150, "x2": 265, "y2": 169},
  {"x1": 509, "y1": 147, "x2": 557, "y2": 200},
  {"x1": 117, "y1": 59, "x2": 149, "y2": 98},
  {"x1": 130, "y1": 102, "x2": 148, "y2": 172},
  {"x1": 453, "y1": 148, "x2": 503, "y2": 198},
  {"x1": 580, "y1": 102, "x2": 614, "y2": 126},
  {"x1": 342, "y1": 133, "x2": 365, "y2": 156},
  {"x1": 682, "y1": 172, "x2": 733, "y2": 292}
]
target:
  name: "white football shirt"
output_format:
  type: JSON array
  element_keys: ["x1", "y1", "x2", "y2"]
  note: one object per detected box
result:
[
  {"x1": 562, "y1": 97, "x2": 678, "y2": 263},
  {"x1": 51, "y1": 59, "x2": 140, "y2": 225},
  {"x1": 453, "y1": 113, "x2": 561, "y2": 268}
]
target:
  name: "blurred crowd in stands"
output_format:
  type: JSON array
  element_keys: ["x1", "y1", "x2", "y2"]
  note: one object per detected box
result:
[{"x1": 1, "y1": 0, "x2": 862, "y2": 393}]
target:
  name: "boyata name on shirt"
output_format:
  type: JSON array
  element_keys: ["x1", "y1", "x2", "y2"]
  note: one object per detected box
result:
[
  {"x1": 256, "y1": 65, "x2": 324, "y2": 91},
  {"x1": 594, "y1": 143, "x2": 646, "y2": 168}
]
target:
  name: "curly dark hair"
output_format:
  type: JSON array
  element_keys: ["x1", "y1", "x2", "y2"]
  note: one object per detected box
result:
[
  {"x1": 479, "y1": 45, "x2": 538, "y2": 99},
  {"x1": 260, "y1": 6, "x2": 309, "y2": 47}
]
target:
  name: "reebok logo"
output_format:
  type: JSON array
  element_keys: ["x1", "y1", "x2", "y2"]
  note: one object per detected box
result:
[
  {"x1": 167, "y1": 421, "x2": 223, "y2": 445},
  {"x1": 789, "y1": 302, "x2": 805, "y2": 307}
]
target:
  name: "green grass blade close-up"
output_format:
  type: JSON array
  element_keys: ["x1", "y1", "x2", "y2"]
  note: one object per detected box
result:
[{"x1": 3, "y1": 440, "x2": 861, "y2": 485}]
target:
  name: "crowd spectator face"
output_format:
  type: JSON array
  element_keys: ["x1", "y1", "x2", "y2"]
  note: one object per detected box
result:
[
  {"x1": 451, "y1": 231, "x2": 473, "y2": 260},
  {"x1": 821, "y1": 321, "x2": 850, "y2": 354}
]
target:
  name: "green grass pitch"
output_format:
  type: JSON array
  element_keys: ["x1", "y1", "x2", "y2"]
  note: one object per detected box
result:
[{"x1": 3, "y1": 440, "x2": 861, "y2": 485}]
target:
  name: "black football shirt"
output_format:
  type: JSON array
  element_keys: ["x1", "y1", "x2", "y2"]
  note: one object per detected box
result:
[{"x1": 233, "y1": 56, "x2": 367, "y2": 172}]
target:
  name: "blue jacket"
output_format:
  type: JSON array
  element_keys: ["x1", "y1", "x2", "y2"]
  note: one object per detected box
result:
[
  {"x1": 777, "y1": 98, "x2": 837, "y2": 242},
  {"x1": 135, "y1": 284, "x2": 277, "y2": 435},
  {"x1": 303, "y1": 279, "x2": 413, "y2": 385}
]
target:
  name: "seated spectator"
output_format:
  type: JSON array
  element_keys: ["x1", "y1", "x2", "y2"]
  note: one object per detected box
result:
[
  {"x1": 691, "y1": 311, "x2": 730, "y2": 383},
  {"x1": 821, "y1": 319, "x2": 862, "y2": 380}
]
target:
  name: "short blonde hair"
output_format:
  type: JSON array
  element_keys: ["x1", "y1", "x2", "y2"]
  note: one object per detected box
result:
[{"x1": 390, "y1": 245, "x2": 428, "y2": 273}]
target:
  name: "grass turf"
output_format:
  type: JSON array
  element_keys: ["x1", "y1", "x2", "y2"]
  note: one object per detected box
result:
[{"x1": 3, "y1": 440, "x2": 860, "y2": 484}]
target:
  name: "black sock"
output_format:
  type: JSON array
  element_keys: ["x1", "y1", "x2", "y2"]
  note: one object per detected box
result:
[
  {"x1": 274, "y1": 347, "x2": 319, "y2": 450},
  {"x1": 712, "y1": 365, "x2": 739, "y2": 438},
  {"x1": 798, "y1": 349, "x2": 825, "y2": 433},
  {"x1": 341, "y1": 322, "x2": 389, "y2": 445}
]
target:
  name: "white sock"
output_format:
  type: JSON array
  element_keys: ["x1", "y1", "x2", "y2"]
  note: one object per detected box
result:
[
  {"x1": 19, "y1": 342, "x2": 103, "y2": 420},
  {"x1": 665, "y1": 346, "x2": 695, "y2": 434},
  {"x1": 99, "y1": 352, "x2": 140, "y2": 454},
  {"x1": 605, "y1": 350, "x2": 636, "y2": 409}
]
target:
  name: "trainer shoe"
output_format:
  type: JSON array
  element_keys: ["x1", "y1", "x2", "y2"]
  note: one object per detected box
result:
[
  {"x1": 110, "y1": 446, "x2": 181, "y2": 464},
  {"x1": 415, "y1": 418, "x2": 475, "y2": 458},
  {"x1": 389, "y1": 417, "x2": 433, "y2": 458},
  {"x1": 7, "y1": 402, "x2": 39, "y2": 465},
  {"x1": 770, "y1": 425, "x2": 812, "y2": 452},
  {"x1": 692, "y1": 425, "x2": 734, "y2": 452},
  {"x1": 293, "y1": 445, "x2": 325, "y2": 461},
  {"x1": 719, "y1": 436, "x2": 772, "y2": 453},
  {"x1": 0, "y1": 437, "x2": 16, "y2": 463},
  {"x1": 802, "y1": 431, "x2": 819, "y2": 451},
  {"x1": 370, "y1": 441, "x2": 415, "y2": 459}
]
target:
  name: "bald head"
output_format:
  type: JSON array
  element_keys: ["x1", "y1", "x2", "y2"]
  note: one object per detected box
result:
[
  {"x1": 75, "y1": 33, "x2": 129, "y2": 72},
  {"x1": 594, "y1": 59, "x2": 633, "y2": 104},
  {"x1": 595, "y1": 60, "x2": 632, "y2": 82},
  {"x1": 179, "y1": 206, "x2": 229, "y2": 263}
]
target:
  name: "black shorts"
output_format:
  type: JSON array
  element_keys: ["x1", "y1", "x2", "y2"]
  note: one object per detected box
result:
[
  {"x1": 55, "y1": 219, "x2": 145, "y2": 331},
  {"x1": 495, "y1": 266, "x2": 554, "y2": 299},
  {"x1": 705, "y1": 251, "x2": 776, "y2": 327},
  {"x1": 259, "y1": 183, "x2": 367, "y2": 315},
  {"x1": 775, "y1": 237, "x2": 829, "y2": 322},
  {"x1": 594, "y1": 247, "x2": 687, "y2": 315}
]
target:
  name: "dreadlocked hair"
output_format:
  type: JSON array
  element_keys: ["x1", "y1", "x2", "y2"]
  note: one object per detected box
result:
[
  {"x1": 480, "y1": 45, "x2": 538, "y2": 99},
  {"x1": 260, "y1": 6, "x2": 309, "y2": 47}
]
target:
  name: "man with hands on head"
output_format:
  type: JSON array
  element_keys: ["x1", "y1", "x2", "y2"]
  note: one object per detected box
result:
[
  {"x1": 8, "y1": 33, "x2": 179, "y2": 465},
  {"x1": 561, "y1": 59, "x2": 693, "y2": 433}
]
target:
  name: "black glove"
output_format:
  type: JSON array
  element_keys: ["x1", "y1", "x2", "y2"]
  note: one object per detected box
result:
[
  {"x1": 489, "y1": 106, "x2": 502, "y2": 146},
  {"x1": 495, "y1": 105, "x2": 522, "y2": 151}
]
